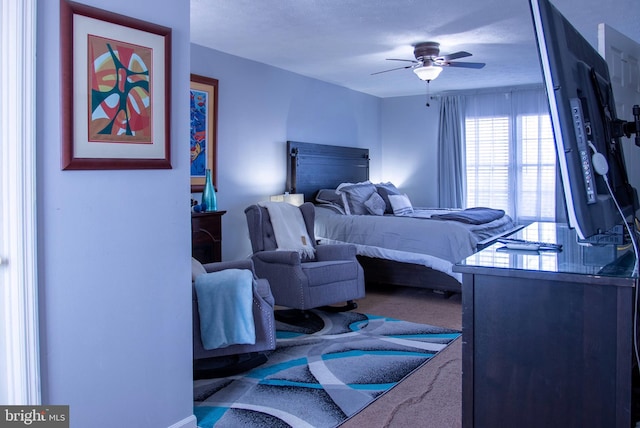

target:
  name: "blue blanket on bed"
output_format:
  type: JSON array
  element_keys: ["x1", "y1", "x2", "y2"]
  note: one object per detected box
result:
[
  {"x1": 431, "y1": 207, "x2": 505, "y2": 225},
  {"x1": 194, "y1": 269, "x2": 255, "y2": 350}
]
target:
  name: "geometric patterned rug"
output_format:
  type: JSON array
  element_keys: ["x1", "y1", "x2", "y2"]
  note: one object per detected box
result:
[{"x1": 194, "y1": 309, "x2": 461, "y2": 428}]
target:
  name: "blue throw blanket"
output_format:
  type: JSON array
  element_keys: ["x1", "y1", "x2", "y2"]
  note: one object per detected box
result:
[
  {"x1": 194, "y1": 269, "x2": 256, "y2": 350},
  {"x1": 431, "y1": 207, "x2": 505, "y2": 225}
]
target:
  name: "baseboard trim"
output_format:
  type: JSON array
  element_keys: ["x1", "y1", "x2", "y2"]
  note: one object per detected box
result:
[{"x1": 168, "y1": 414, "x2": 197, "y2": 428}]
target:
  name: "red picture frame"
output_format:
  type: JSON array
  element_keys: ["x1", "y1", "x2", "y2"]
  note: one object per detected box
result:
[{"x1": 60, "y1": 0, "x2": 172, "y2": 170}]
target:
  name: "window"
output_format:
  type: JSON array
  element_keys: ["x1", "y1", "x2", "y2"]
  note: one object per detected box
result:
[
  {"x1": 517, "y1": 114, "x2": 556, "y2": 222},
  {"x1": 464, "y1": 90, "x2": 555, "y2": 224},
  {"x1": 465, "y1": 116, "x2": 510, "y2": 211}
]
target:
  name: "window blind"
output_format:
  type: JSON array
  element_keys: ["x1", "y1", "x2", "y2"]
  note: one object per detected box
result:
[{"x1": 463, "y1": 89, "x2": 555, "y2": 224}]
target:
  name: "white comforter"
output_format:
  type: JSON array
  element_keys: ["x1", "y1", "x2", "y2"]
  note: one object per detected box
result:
[{"x1": 314, "y1": 206, "x2": 517, "y2": 281}]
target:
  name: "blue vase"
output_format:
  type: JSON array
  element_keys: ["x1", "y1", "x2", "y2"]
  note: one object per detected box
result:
[{"x1": 202, "y1": 169, "x2": 217, "y2": 212}]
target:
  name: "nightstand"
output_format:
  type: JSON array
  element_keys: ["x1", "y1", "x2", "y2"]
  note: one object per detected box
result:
[{"x1": 191, "y1": 211, "x2": 226, "y2": 263}]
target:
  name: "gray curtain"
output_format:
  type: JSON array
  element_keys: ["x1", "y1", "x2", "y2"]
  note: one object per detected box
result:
[{"x1": 437, "y1": 95, "x2": 465, "y2": 208}]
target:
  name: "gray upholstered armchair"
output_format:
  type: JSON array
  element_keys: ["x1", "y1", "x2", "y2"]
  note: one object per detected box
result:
[
  {"x1": 244, "y1": 202, "x2": 365, "y2": 311},
  {"x1": 192, "y1": 258, "x2": 276, "y2": 378}
]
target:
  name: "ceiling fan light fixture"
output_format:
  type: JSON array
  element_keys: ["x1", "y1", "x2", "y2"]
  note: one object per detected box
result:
[{"x1": 413, "y1": 65, "x2": 443, "y2": 81}]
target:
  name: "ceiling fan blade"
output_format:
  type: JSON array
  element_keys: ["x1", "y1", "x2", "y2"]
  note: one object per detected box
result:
[
  {"x1": 371, "y1": 64, "x2": 415, "y2": 75},
  {"x1": 440, "y1": 51, "x2": 472, "y2": 61},
  {"x1": 444, "y1": 61, "x2": 486, "y2": 69},
  {"x1": 385, "y1": 58, "x2": 419, "y2": 63}
]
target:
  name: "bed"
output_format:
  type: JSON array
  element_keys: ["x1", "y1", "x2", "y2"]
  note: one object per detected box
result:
[{"x1": 286, "y1": 141, "x2": 520, "y2": 294}]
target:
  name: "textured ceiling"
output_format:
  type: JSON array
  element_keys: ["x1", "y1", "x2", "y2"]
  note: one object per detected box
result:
[{"x1": 190, "y1": 0, "x2": 640, "y2": 98}]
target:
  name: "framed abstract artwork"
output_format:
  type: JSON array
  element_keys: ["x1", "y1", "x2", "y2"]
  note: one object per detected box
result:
[
  {"x1": 189, "y1": 74, "x2": 218, "y2": 192},
  {"x1": 60, "y1": 0, "x2": 172, "y2": 170}
]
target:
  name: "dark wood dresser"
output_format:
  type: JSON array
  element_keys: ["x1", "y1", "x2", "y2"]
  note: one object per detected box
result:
[
  {"x1": 454, "y1": 222, "x2": 637, "y2": 428},
  {"x1": 191, "y1": 211, "x2": 226, "y2": 263}
]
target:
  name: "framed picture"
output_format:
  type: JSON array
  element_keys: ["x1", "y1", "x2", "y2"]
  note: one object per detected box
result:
[
  {"x1": 60, "y1": 0, "x2": 172, "y2": 170},
  {"x1": 190, "y1": 74, "x2": 218, "y2": 192}
]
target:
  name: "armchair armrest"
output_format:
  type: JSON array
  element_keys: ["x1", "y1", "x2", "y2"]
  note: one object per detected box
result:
[
  {"x1": 202, "y1": 259, "x2": 254, "y2": 274},
  {"x1": 193, "y1": 259, "x2": 275, "y2": 306},
  {"x1": 316, "y1": 244, "x2": 357, "y2": 261},
  {"x1": 192, "y1": 259, "x2": 259, "y2": 301},
  {"x1": 252, "y1": 250, "x2": 302, "y2": 266}
]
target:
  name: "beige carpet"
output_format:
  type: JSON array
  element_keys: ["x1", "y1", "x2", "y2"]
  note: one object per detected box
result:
[{"x1": 340, "y1": 284, "x2": 463, "y2": 428}]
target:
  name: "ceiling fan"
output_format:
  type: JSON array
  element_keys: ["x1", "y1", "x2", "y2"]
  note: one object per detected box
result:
[{"x1": 372, "y1": 42, "x2": 486, "y2": 81}]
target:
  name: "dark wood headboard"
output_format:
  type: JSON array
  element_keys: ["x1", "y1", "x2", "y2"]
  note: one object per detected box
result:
[{"x1": 286, "y1": 141, "x2": 370, "y2": 202}]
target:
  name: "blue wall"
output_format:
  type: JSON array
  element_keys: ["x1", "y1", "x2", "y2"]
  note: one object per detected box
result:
[
  {"x1": 37, "y1": 0, "x2": 194, "y2": 427},
  {"x1": 381, "y1": 95, "x2": 441, "y2": 207},
  {"x1": 190, "y1": 44, "x2": 383, "y2": 261}
]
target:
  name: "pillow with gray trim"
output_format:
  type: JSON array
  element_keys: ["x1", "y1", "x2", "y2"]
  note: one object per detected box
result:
[
  {"x1": 315, "y1": 188, "x2": 347, "y2": 214},
  {"x1": 364, "y1": 191, "x2": 386, "y2": 216},
  {"x1": 315, "y1": 188, "x2": 343, "y2": 206},
  {"x1": 336, "y1": 181, "x2": 377, "y2": 215},
  {"x1": 389, "y1": 193, "x2": 414, "y2": 216}
]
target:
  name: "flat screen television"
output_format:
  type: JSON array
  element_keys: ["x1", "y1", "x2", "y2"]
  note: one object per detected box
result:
[{"x1": 529, "y1": 0, "x2": 639, "y2": 241}]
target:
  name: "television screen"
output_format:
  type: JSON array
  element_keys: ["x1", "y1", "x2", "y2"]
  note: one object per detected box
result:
[{"x1": 529, "y1": 0, "x2": 638, "y2": 241}]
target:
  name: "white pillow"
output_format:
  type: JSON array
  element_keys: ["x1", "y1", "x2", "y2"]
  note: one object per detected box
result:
[
  {"x1": 191, "y1": 257, "x2": 207, "y2": 281},
  {"x1": 364, "y1": 192, "x2": 386, "y2": 216},
  {"x1": 388, "y1": 194, "x2": 414, "y2": 216}
]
